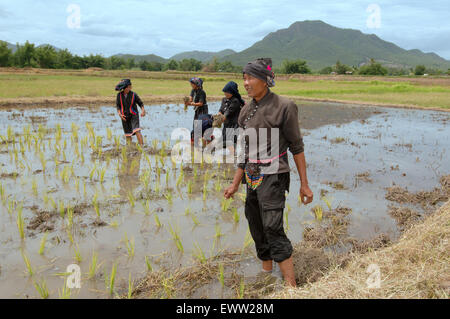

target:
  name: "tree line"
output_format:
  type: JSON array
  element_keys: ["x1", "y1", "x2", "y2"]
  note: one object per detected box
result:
[
  {"x1": 281, "y1": 58, "x2": 450, "y2": 76},
  {"x1": 0, "y1": 41, "x2": 242, "y2": 72}
]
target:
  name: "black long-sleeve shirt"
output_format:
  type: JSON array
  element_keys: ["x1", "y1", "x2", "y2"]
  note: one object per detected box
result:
[
  {"x1": 190, "y1": 88, "x2": 208, "y2": 120},
  {"x1": 219, "y1": 96, "x2": 242, "y2": 128},
  {"x1": 116, "y1": 91, "x2": 144, "y2": 117}
]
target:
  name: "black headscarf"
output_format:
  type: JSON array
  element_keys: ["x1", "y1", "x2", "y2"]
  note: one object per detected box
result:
[
  {"x1": 243, "y1": 58, "x2": 275, "y2": 87},
  {"x1": 222, "y1": 81, "x2": 245, "y2": 106},
  {"x1": 189, "y1": 77, "x2": 203, "y2": 89},
  {"x1": 115, "y1": 78, "x2": 131, "y2": 91}
]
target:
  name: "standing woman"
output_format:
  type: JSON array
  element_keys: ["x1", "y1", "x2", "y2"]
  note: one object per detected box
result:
[
  {"x1": 219, "y1": 81, "x2": 245, "y2": 152},
  {"x1": 185, "y1": 77, "x2": 208, "y2": 120}
]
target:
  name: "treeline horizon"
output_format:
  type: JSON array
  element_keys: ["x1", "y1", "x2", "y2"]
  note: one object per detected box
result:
[{"x1": 1, "y1": 40, "x2": 449, "y2": 76}]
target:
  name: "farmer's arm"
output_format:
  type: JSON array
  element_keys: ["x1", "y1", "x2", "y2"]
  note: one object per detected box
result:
[
  {"x1": 293, "y1": 152, "x2": 313, "y2": 204},
  {"x1": 116, "y1": 94, "x2": 126, "y2": 120},
  {"x1": 282, "y1": 102, "x2": 313, "y2": 205},
  {"x1": 224, "y1": 167, "x2": 244, "y2": 199},
  {"x1": 136, "y1": 94, "x2": 146, "y2": 116}
]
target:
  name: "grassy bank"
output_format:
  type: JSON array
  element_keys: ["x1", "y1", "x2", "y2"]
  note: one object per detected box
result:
[
  {"x1": 272, "y1": 200, "x2": 450, "y2": 299},
  {"x1": 0, "y1": 69, "x2": 449, "y2": 109}
]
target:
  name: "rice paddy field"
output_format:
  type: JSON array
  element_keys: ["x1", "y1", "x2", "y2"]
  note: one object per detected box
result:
[
  {"x1": 0, "y1": 69, "x2": 449, "y2": 110},
  {"x1": 0, "y1": 69, "x2": 449, "y2": 299}
]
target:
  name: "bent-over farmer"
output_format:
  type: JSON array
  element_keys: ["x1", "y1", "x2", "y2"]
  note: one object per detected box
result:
[{"x1": 224, "y1": 58, "x2": 313, "y2": 287}]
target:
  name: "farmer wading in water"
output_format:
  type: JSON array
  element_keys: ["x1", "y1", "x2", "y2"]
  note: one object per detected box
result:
[
  {"x1": 115, "y1": 79, "x2": 146, "y2": 146},
  {"x1": 224, "y1": 58, "x2": 313, "y2": 287}
]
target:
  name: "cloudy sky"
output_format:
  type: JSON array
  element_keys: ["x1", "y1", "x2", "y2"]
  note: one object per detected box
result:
[{"x1": 1, "y1": 0, "x2": 449, "y2": 59}]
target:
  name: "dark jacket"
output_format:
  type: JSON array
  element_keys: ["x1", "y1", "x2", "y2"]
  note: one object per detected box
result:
[
  {"x1": 237, "y1": 90, "x2": 304, "y2": 174},
  {"x1": 190, "y1": 88, "x2": 208, "y2": 119},
  {"x1": 219, "y1": 96, "x2": 242, "y2": 128},
  {"x1": 116, "y1": 91, "x2": 144, "y2": 117}
]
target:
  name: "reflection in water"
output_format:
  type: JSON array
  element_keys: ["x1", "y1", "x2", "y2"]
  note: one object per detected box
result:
[{"x1": 118, "y1": 151, "x2": 142, "y2": 198}]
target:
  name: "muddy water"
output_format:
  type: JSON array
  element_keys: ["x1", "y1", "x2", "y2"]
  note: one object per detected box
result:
[{"x1": 0, "y1": 101, "x2": 448, "y2": 298}]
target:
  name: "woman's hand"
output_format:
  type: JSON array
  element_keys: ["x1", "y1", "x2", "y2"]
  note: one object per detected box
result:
[
  {"x1": 141, "y1": 109, "x2": 146, "y2": 117},
  {"x1": 224, "y1": 183, "x2": 239, "y2": 199},
  {"x1": 118, "y1": 112, "x2": 126, "y2": 121},
  {"x1": 299, "y1": 185, "x2": 313, "y2": 205}
]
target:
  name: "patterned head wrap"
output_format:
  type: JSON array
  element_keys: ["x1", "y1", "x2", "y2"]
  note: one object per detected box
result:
[
  {"x1": 243, "y1": 58, "x2": 275, "y2": 87},
  {"x1": 189, "y1": 77, "x2": 203, "y2": 89}
]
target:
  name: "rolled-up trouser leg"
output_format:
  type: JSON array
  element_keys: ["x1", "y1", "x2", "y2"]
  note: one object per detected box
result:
[
  {"x1": 245, "y1": 189, "x2": 271, "y2": 261},
  {"x1": 244, "y1": 173, "x2": 293, "y2": 263}
]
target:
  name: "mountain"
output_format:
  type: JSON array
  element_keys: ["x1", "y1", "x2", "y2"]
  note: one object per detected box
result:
[
  {"x1": 112, "y1": 53, "x2": 167, "y2": 64},
  {"x1": 0, "y1": 41, "x2": 17, "y2": 52},
  {"x1": 170, "y1": 49, "x2": 236, "y2": 62},
  {"x1": 219, "y1": 20, "x2": 450, "y2": 70}
]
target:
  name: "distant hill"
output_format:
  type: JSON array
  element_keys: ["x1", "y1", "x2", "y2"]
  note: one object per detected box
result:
[
  {"x1": 112, "y1": 53, "x2": 167, "y2": 64},
  {"x1": 170, "y1": 49, "x2": 236, "y2": 62},
  {"x1": 0, "y1": 41, "x2": 17, "y2": 52},
  {"x1": 219, "y1": 20, "x2": 450, "y2": 70}
]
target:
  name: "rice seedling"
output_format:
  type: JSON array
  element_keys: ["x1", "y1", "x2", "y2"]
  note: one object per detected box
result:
[
  {"x1": 145, "y1": 256, "x2": 153, "y2": 272},
  {"x1": 73, "y1": 244, "x2": 82, "y2": 263},
  {"x1": 39, "y1": 151, "x2": 46, "y2": 172},
  {"x1": 34, "y1": 278, "x2": 49, "y2": 299},
  {"x1": 241, "y1": 229, "x2": 253, "y2": 253},
  {"x1": 322, "y1": 196, "x2": 332, "y2": 210},
  {"x1": 107, "y1": 127, "x2": 113, "y2": 141},
  {"x1": 218, "y1": 263, "x2": 225, "y2": 287},
  {"x1": 31, "y1": 178, "x2": 38, "y2": 196},
  {"x1": 184, "y1": 207, "x2": 191, "y2": 216},
  {"x1": 109, "y1": 220, "x2": 119, "y2": 228},
  {"x1": 313, "y1": 205, "x2": 323, "y2": 222},
  {"x1": 89, "y1": 164, "x2": 97, "y2": 180},
  {"x1": 238, "y1": 278, "x2": 245, "y2": 299},
  {"x1": 38, "y1": 232, "x2": 48, "y2": 255},
  {"x1": 176, "y1": 171, "x2": 183, "y2": 188},
  {"x1": 221, "y1": 197, "x2": 233, "y2": 212},
  {"x1": 154, "y1": 214, "x2": 162, "y2": 228},
  {"x1": 192, "y1": 242, "x2": 207, "y2": 264},
  {"x1": 191, "y1": 214, "x2": 200, "y2": 227},
  {"x1": 187, "y1": 180, "x2": 193, "y2": 194},
  {"x1": 161, "y1": 275, "x2": 175, "y2": 299},
  {"x1": 232, "y1": 207, "x2": 240, "y2": 224},
  {"x1": 202, "y1": 183, "x2": 207, "y2": 201},
  {"x1": 127, "y1": 273, "x2": 134, "y2": 299},
  {"x1": 285, "y1": 211, "x2": 290, "y2": 231},
  {"x1": 214, "y1": 224, "x2": 223, "y2": 239},
  {"x1": 58, "y1": 200, "x2": 65, "y2": 218},
  {"x1": 99, "y1": 167, "x2": 106, "y2": 184},
  {"x1": 108, "y1": 263, "x2": 117, "y2": 296},
  {"x1": 164, "y1": 191, "x2": 173, "y2": 205},
  {"x1": 22, "y1": 251, "x2": 33, "y2": 276},
  {"x1": 286, "y1": 203, "x2": 292, "y2": 213},
  {"x1": 127, "y1": 191, "x2": 135, "y2": 208},
  {"x1": 143, "y1": 200, "x2": 152, "y2": 216},
  {"x1": 58, "y1": 281, "x2": 71, "y2": 299},
  {"x1": 66, "y1": 228, "x2": 74, "y2": 245},
  {"x1": 88, "y1": 251, "x2": 98, "y2": 279},
  {"x1": 123, "y1": 233, "x2": 135, "y2": 258},
  {"x1": 214, "y1": 180, "x2": 222, "y2": 192},
  {"x1": 92, "y1": 193, "x2": 100, "y2": 218},
  {"x1": 16, "y1": 204, "x2": 25, "y2": 240},
  {"x1": 66, "y1": 206, "x2": 74, "y2": 228}
]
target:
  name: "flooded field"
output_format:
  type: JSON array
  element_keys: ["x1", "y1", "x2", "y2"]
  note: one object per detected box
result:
[{"x1": 0, "y1": 101, "x2": 448, "y2": 298}]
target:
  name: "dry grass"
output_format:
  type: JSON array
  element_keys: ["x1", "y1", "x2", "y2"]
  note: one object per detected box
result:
[{"x1": 271, "y1": 200, "x2": 450, "y2": 299}]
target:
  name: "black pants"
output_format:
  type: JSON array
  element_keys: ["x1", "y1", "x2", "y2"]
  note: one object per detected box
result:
[{"x1": 244, "y1": 172, "x2": 293, "y2": 263}]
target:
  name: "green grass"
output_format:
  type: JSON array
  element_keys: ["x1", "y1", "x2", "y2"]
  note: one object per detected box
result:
[{"x1": 1, "y1": 72, "x2": 449, "y2": 109}]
